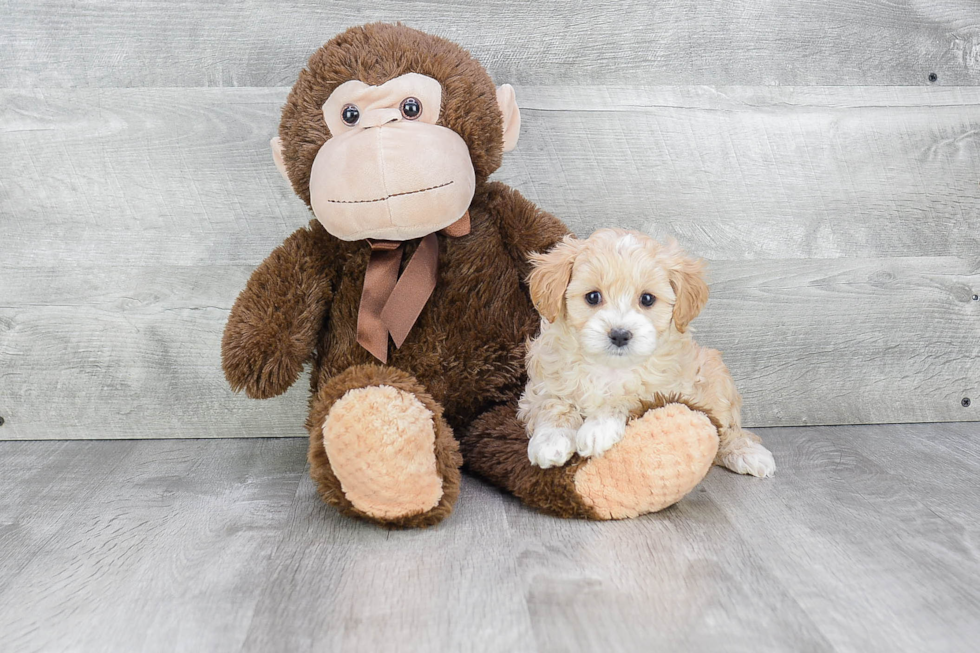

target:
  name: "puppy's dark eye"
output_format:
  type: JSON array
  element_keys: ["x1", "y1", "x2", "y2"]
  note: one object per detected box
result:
[
  {"x1": 640, "y1": 293, "x2": 656, "y2": 307},
  {"x1": 341, "y1": 104, "x2": 360, "y2": 126},
  {"x1": 400, "y1": 97, "x2": 422, "y2": 120},
  {"x1": 585, "y1": 291, "x2": 602, "y2": 306}
]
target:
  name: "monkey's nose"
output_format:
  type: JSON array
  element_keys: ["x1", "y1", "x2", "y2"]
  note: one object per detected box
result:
[
  {"x1": 360, "y1": 108, "x2": 402, "y2": 128},
  {"x1": 363, "y1": 117, "x2": 399, "y2": 130},
  {"x1": 609, "y1": 329, "x2": 632, "y2": 348}
]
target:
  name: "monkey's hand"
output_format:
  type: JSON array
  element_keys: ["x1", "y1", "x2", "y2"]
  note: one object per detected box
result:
[{"x1": 221, "y1": 222, "x2": 338, "y2": 399}]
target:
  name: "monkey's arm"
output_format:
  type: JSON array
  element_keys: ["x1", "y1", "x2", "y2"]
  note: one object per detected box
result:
[
  {"x1": 483, "y1": 182, "x2": 570, "y2": 282},
  {"x1": 222, "y1": 220, "x2": 341, "y2": 399}
]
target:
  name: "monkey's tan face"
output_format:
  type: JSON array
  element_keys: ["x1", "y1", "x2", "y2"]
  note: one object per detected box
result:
[{"x1": 307, "y1": 73, "x2": 475, "y2": 241}]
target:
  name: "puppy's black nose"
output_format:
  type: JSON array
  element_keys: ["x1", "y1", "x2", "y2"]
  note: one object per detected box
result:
[{"x1": 609, "y1": 328, "x2": 632, "y2": 348}]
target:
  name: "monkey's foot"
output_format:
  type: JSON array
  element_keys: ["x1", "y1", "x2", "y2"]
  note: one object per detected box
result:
[
  {"x1": 460, "y1": 399, "x2": 718, "y2": 521},
  {"x1": 308, "y1": 365, "x2": 461, "y2": 528},
  {"x1": 572, "y1": 403, "x2": 719, "y2": 519}
]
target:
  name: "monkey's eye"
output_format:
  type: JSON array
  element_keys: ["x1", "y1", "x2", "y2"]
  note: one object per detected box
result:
[
  {"x1": 400, "y1": 97, "x2": 422, "y2": 120},
  {"x1": 585, "y1": 291, "x2": 602, "y2": 306},
  {"x1": 341, "y1": 104, "x2": 360, "y2": 126},
  {"x1": 640, "y1": 293, "x2": 656, "y2": 307}
]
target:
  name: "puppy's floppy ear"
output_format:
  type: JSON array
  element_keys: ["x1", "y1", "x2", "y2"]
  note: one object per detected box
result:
[
  {"x1": 528, "y1": 235, "x2": 581, "y2": 322},
  {"x1": 664, "y1": 240, "x2": 709, "y2": 333}
]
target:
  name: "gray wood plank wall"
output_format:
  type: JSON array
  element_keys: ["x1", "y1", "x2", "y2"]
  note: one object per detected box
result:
[
  {"x1": 2, "y1": 1, "x2": 979, "y2": 86},
  {"x1": 1, "y1": 1, "x2": 978, "y2": 439}
]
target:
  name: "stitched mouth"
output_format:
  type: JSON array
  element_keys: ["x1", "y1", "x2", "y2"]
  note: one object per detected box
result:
[{"x1": 323, "y1": 180, "x2": 453, "y2": 205}]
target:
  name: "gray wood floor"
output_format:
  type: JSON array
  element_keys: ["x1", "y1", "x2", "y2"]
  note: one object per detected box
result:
[{"x1": 2, "y1": 423, "x2": 979, "y2": 652}]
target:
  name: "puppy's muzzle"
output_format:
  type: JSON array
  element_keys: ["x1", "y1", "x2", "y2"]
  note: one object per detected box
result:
[{"x1": 608, "y1": 328, "x2": 632, "y2": 348}]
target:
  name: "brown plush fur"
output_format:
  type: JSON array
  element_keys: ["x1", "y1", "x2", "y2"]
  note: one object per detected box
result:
[
  {"x1": 222, "y1": 23, "x2": 713, "y2": 527},
  {"x1": 222, "y1": 223, "x2": 342, "y2": 399},
  {"x1": 459, "y1": 403, "x2": 599, "y2": 519},
  {"x1": 223, "y1": 23, "x2": 569, "y2": 527},
  {"x1": 457, "y1": 394, "x2": 719, "y2": 519}
]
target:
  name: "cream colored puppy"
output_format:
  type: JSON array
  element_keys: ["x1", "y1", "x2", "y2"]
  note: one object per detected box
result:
[{"x1": 519, "y1": 228, "x2": 775, "y2": 478}]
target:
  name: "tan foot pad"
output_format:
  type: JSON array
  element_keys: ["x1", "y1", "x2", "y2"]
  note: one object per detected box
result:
[
  {"x1": 573, "y1": 404, "x2": 719, "y2": 519},
  {"x1": 323, "y1": 385, "x2": 443, "y2": 520}
]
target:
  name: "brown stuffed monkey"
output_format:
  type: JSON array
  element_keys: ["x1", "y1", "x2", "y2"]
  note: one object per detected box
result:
[{"x1": 222, "y1": 23, "x2": 719, "y2": 527}]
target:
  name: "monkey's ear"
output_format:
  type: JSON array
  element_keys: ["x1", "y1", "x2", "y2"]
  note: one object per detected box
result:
[
  {"x1": 496, "y1": 84, "x2": 521, "y2": 152},
  {"x1": 270, "y1": 136, "x2": 290, "y2": 183},
  {"x1": 528, "y1": 235, "x2": 581, "y2": 323}
]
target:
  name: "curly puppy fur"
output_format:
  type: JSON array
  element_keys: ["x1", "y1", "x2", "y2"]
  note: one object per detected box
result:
[{"x1": 519, "y1": 229, "x2": 775, "y2": 478}]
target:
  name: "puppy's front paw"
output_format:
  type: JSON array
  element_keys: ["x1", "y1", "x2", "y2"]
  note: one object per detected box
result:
[
  {"x1": 528, "y1": 427, "x2": 576, "y2": 468},
  {"x1": 718, "y1": 439, "x2": 776, "y2": 478},
  {"x1": 575, "y1": 416, "x2": 626, "y2": 458}
]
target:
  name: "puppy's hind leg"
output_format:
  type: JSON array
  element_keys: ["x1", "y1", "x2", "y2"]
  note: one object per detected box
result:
[
  {"x1": 716, "y1": 427, "x2": 775, "y2": 478},
  {"x1": 696, "y1": 347, "x2": 775, "y2": 478}
]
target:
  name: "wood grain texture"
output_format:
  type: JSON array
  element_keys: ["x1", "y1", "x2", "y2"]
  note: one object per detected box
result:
[
  {"x1": 700, "y1": 256, "x2": 980, "y2": 427},
  {"x1": 2, "y1": 86, "x2": 979, "y2": 437},
  {"x1": 1, "y1": 256, "x2": 976, "y2": 438},
  {"x1": 1, "y1": 427, "x2": 979, "y2": 652},
  {"x1": 0, "y1": 88, "x2": 301, "y2": 268},
  {"x1": 0, "y1": 438, "x2": 307, "y2": 653},
  {"x1": 704, "y1": 423, "x2": 980, "y2": 652},
  {"x1": 504, "y1": 86, "x2": 980, "y2": 260},
  {"x1": 2, "y1": 0, "x2": 979, "y2": 87},
  {"x1": 0, "y1": 440, "x2": 137, "y2": 590},
  {"x1": 3, "y1": 86, "x2": 978, "y2": 266},
  {"x1": 0, "y1": 265, "x2": 313, "y2": 439},
  {"x1": 240, "y1": 461, "x2": 534, "y2": 653}
]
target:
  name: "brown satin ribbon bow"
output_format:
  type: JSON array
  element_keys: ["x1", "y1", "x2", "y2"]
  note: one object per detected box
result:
[{"x1": 356, "y1": 212, "x2": 471, "y2": 363}]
